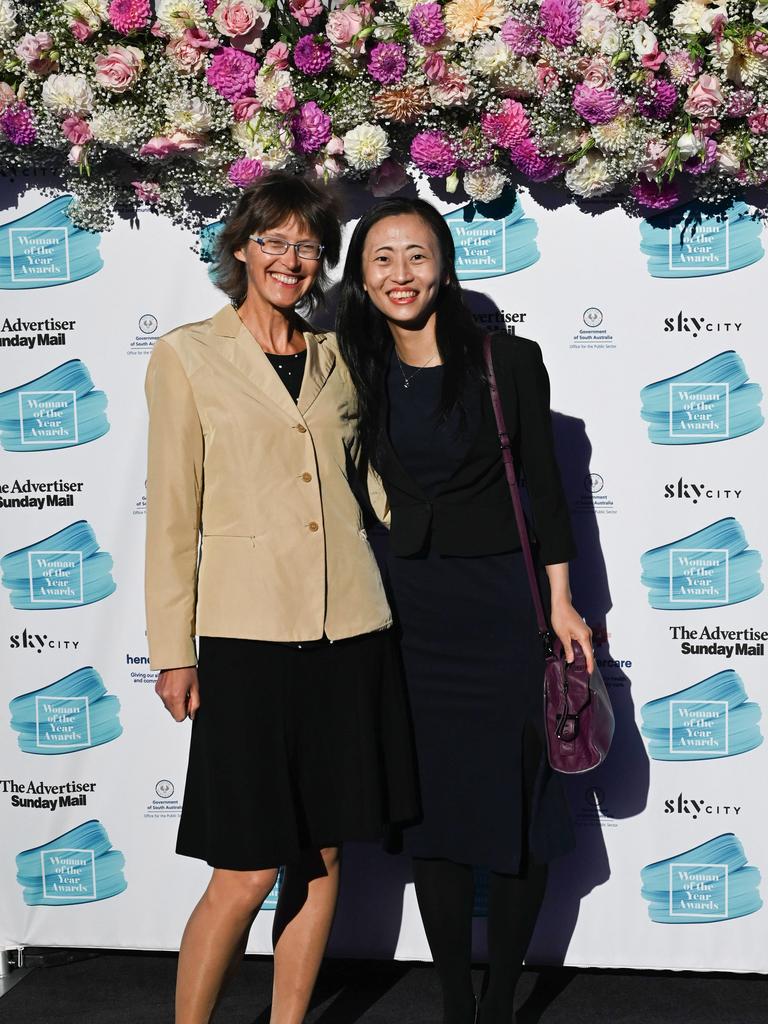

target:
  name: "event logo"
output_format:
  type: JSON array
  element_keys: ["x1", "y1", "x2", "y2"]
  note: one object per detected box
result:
[
  {"x1": 574, "y1": 785, "x2": 619, "y2": 831},
  {"x1": 570, "y1": 307, "x2": 615, "y2": 350},
  {"x1": 663, "y1": 796, "x2": 742, "y2": 819},
  {"x1": 144, "y1": 779, "x2": 182, "y2": 821},
  {"x1": 571, "y1": 471, "x2": 617, "y2": 516},
  {"x1": 0, "y1": 360, "x2": 109, "y2": 452},
  {"x1": 668, "y1": 624, "x2": 767, "y2": 658},
  {"x1": 1, "y1": 520, "x2": 116, "y2": 610},
  {"x1": 129, "y1": 312, "x2": 160, "y2": 357},
  {"x1": 443, "y1": 202, "x2": 539, "y2": 280},
  {"x1": 16, "y1": 820, "x2": 127, "y2": 906},
  {"x1": 0, "y1": 316, "x2": 76, "y2": 352},
  {"x1": 663, "y1": 313, "x2": 742, "y2": 338},
  {"x1": 2, "y1": 778, "x2": 96, "y2": 811},
  {"x1": 641, "y1": 670, "x2": 762, "y2": 760},
  {"x1": 664, "y1": 480, "x2": 742, "y2": 504},
  {"x1": 640, "y1": 518, "x2": 763, "y2": 609},
  {"x1": 640, "y1": 351, "x2": 763, "y2": 445},
  {"x1": 640, "y1": 201, "x2": 764, "y2": 278},
  {"x1": 640, "y1": 834, "x2": 761, "y2": 923},
  {"x1": 0, "y1": 478, "x2": 85, "y2": 511},
  {"x1": 9, "y1": 628, "x2": 81, "y2": 654},
  {"x1": 0, "y1": 196, "x2": 104, "y2": 290},
  {"x1": 9, "y1": 666, "x2": 122, "y2": 755},
  {"x1": 471, "y1": 309, "x2": 528, "y2": 333}
]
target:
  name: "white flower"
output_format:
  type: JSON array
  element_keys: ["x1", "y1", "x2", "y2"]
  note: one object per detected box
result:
[
  {"x1": 0, "y1": 0, "x2": 18, "y2": 40},
  {"x1": 591, "y1": 115, "x2": 636, "y2": 155},
  {"x1": 699, "y1": 5, "x2": 726, "y2": 31},
  {"x1": 473, "y1": 36, "x2": 510, "y2": 76},
  {"x1": 393, "y1": 0, "x2": 421, "y2": 12},
  {"x1": 155, "y1": 0, "x2": 207, "y2": 36},
  {"x1": 342, "y1": 123, "x2": 391, "y2": 170},
  {"x1": 580, "y1": 3, "x2": 613, "y2": 48},
  {"x1": 600, "y1": 24, "x2": 622, "y2": 55},
  {"x1": 166, "y1": 95, "x2": 212, "y2": 134},
  {"x1": 672, "y1": 0, "x2": 705, "y2": 34},
  {"x1": 718, "y1": 135, "x2": 742, "y2": 173},
  {"x1": 565, "y1": 152, "x2": 616, "y2": 198},
  {"x1": 42, "y1": 74, "x2": 95, "y2": 116},
  {"x1": 676, "y1": 131, "x2": 701, "y2": 158},
  {"x1": 62, "y1": 0, "x2": 108, "y2": 30},
  {"x1": 463, "y1": 165, "x2": 508, "y2": 202},
  {"x1": 754, "y1": 1, "x2": 768, "y2": 23},
  {"x1": 632, "y1": 22, "x2": 658, "y2": 56},
  {"x1": 254, "y1": 67, "x2": 292, "y2": 106},
  {"x1": 231, "y1": 113, "x2": 294, "y2": 167},
  {"x1": 498, "y1": 58, "x2": 538, "y2": 97},
  {"x1": 90, "y1": 108, "x2": 136, "y2": 145}
]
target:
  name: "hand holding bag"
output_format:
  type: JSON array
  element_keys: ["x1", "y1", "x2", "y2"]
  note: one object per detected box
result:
[{"x1": 482, "y1": 336, "x2": 615, "y2": 774}]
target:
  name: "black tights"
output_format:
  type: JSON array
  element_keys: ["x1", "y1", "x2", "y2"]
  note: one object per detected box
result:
[{"x1": 412, "y1": 856, "x2": 548, "y2": 1024}]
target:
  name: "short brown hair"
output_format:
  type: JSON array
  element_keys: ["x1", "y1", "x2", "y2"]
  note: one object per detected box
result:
[{"x1": 213, "y1": 172, "x2": 342, "y2": 310}]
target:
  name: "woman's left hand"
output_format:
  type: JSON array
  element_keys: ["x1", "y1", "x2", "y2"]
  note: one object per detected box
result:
[{"x1": 549, "y1": 602, "x2": 594, "y2": 674}]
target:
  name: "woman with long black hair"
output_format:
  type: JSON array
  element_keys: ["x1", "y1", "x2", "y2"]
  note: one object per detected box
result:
[{"x1": 337, "y1": 198, "x2": 593, "y2": 1024}]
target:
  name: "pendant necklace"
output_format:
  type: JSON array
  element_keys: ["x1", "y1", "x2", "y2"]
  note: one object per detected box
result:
[{"x1": 395, "y1": 348, "x2": 438, "y2": 389}]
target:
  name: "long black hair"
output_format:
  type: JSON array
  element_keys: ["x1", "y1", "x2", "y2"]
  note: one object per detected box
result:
[{"x1": 336, "y1": 197, "x2": 484, "y2": 465}]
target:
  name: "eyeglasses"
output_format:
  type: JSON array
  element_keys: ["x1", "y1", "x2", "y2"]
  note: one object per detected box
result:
[{"x1": 249, "y1": 235, "x2": 324, "y2": 260}]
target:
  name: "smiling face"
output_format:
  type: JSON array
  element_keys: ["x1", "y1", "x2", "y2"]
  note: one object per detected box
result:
[
  {"x1": 361, "y1": 213, "x2": 445, "y2": 329},
  {"x1": 235, "y1": 215, "x2": 323, "y2": 311}
]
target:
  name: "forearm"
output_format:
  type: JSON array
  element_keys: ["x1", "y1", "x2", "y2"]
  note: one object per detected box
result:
[{"x1": 544, "y1": 561, "x2": 572, "y2": 609}]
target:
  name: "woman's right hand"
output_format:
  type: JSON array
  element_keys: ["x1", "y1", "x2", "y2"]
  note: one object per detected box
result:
[{"x1": 155, "y1": 666, "x2": 200, "y2": 722}]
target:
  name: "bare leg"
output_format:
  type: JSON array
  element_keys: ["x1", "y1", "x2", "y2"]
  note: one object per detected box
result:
[
  {"x1": 176, "y1": 866, "x2": 279, "y2": 1024},
  {"x1": 270, "y1": 846, "x2": 341, "y2": 1024}
]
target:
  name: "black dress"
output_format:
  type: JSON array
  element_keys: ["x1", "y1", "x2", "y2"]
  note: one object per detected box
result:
[
  {"x1": 383, "y1": 342, "x2": 574, "y2": 875},
  {"x1": 176, "y1": 349, "x2": 420, "y2": 870}
]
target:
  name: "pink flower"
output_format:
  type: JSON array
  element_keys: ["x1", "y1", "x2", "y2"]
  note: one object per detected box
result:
[
  {"x1": 292, "y1": 100, "x2": 332, "y2": 153},
  {"x1": 327, "y1": 135, "x2": 344, "y2": 155},
  {"x1": 94, "y1": 45, "x2": 144, "y2": 94},
  {"x1": 132, "y1": 180, "x2": 162, "y2": 204},
  {"x1": 15, "y1": 31, "x2": 56, "y2": 73},
  {"x1": 206, "y1": 47, "x2": 259, "y2": 101},
  {"x1": 536, "y1": 64, "x2": 559, "y2": 94},
  {"x1": 214, "y1": 0, "x2": 272, "y2": 51},
  {"x1": 0, "y1": 104, "x2": 37, "y2": 146},
  {"x1": 293, "y1": 35, "x2": 332, "y2": 75},
  {"x1": 108, "y1": 0, "x2": 152, "y2": 33},
  {"x1": 683, "y1": 75, "x2": 724, "y2": 119},
  {"x1": 501, "y1": 18, "x2": 540, "y2": 56},
  {"x1": 140, "y1": 130, "x2": 206, "y2": 158},
  {"x1": 70, "y1": 19, "x2": 94, "y2": 41},
  {"x1": 617, "y1": 0, "x2": 649, "y2": 20},
  {"x1": 205, "y1": 0, "x2": 218, "y2": 12},
  {"x1": 166, "y1": 36, "x2": 209, "y2": 74},
  {"x1": 632, "y1": 176, "x2": 679, "y2": 210},
  {"x1": 368, "y1": 158, "x2": 410, "y2": 196},
  {"x1": 509, "y1": 138, "x2": 561, "y2": 181},
  {"x1": 572, "y1": 83, "x2": 622, "y2": 125},
  {"x1": 481, "y1": 98, "x2": 530, "y2": 148},
  {"x1": 641, "y1": 47, "x2": 665, "y2": 71},
  {"x1": 62, "y1": 115, "x2": 93, "y2": 145},
  {"x1": 697, "y1": 117, "x2": 720, "y2": 136},
  {"x1": 289, "y1": 0, "x2": 323, "y2": 27},
  {"x1": 368, "y1": 43, "x2": 406, "y2": 85},
  {"x1": 410, "y1": 4, "x2": 446, "y2": 46},
  {"x1": 265, "y1": 42, "x2": 291, "y2": 68},
  {"x1": 423, "y1": 52, "x2": 448, "y2": 82},
  {"x1": 636, "y1": 78, "x2": 678, "y2": 120},
  {"x1": 727, "y1": 90, "x2": 755, "y2": 118},
  {"x1": 228, "y1": 156, "x2": 264, "y2": 187},
  {"x1": 233, "y1": 96, "x2": 262, "y2": 120},
  {"x1": 581, "y1": 56, "x2": 613, "y2": 90},
  {"x1": 640, "y1": 139, "x2": 670, "y2": 175},
  {"x1": 68, "y1": 144, "x2": 87, "y2": 168},
  {"x1": 273, "y1": 86, "x2": 296, "y2": 113},
  {"x1": 748, "y1": 106, "x2": 768, "y2": 134},
  {"x1": 0, "y1": 83, "x2": 16, "y2": 113},
  {"x1": 430, "y1": 71, "x2": 473, "y2": 106},
  {"x1": 747, "y1": 32, "x2": 768, "y2": 57},
  {"x1": 666, "y1": 51, "x2": 701, "y2": 86},
  {"x1": 410, "y1": 131, "x2": 458, "y2": 177},
  {"x1": 540, "y1": 0, "x2": 581, "y2": 48},
  {"x1": 326, "y1": 7, "x2": 365, "y2": 46}
]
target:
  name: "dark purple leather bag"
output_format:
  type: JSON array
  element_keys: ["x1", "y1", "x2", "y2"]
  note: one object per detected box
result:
[{"x1": 483, "y1": 337, "x2": 615, "y2": 774}]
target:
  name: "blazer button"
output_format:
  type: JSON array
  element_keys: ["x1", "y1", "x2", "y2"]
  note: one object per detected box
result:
[
  {"x1": 301, "y1": 472, "x2": 312, "y2": 483},
  {"x1": 308, "y1": 521, "x2": 319, "y2": 532},
  {"x1": 296, "y1": 424, "x2": 307, "y2": 433}
]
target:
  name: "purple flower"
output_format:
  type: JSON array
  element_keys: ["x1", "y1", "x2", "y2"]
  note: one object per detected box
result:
[
  {"x1": 540, "y1": 0, "x2": 581, "y2": 49},
  {"x1": 206, "y1": 47, "x2": 259, "y2": 102},
  {"x1": 410, "y1": 131, "x2": 457, "y2": 177},
  {"x1": 632, "y1": 176, "x2": 679, "y2": 210},
  {"x1": 292, "y1": 100, "x2": 332, "y2": 153},
  {"x1": 0, "y1": 105, "x2": 37, "y2": 146},
  {"x1": 108, "y1": 0, "x2": 152, "y2": 33},
  {"x1": 368, "y1": 43, "x2": 407, "y2": 85},
  {"x1": 685, "y1": 138, "x2": 718, "y2": 175},
  {"x1": 228, "y1": 157, "x2": 264, "y2": 188},
  {"x1": 572, "y1": 84, "x2": 622, "y2": 125},
  {"x1": 409, "y1": 4, "x2": 446, "y2": 46},
  {"x1": 481, "y1": 99, "x2": 530, "y2": 148},
  {"x1": 727, "y1": 90, "x2": 755, "y2": 118},
  {"x1": 509, "y1": 138, "x2": 562, "y2": 182},
  {"x1": 636, "y1": 79, "x2": 678, "y2": 120},
  {"x1": 293, "y1": 35, "x2": 332, "y2": 75},
  {"x1": 501, "y1": 18, "x2": 540, "y2": 56}
]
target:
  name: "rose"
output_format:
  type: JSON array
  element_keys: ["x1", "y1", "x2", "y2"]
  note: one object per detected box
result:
[
  {"x1": 326, "y1": 7, "x2": 364, "y2": 45},
  {"x1": 582, "y1": 56, "x2": 613, "y2": 89},
  {"x1": 166, "y1": 35, "x2": 208, "y2": 73},
  {"x1": 536, "y1": 64, "x2": 559, "y2": 94},
  {"x1": 423, "y1": 52, "x2": 447, "y2": 81},
  {"x1": 214, "y1": 0, "x2": 271, "y2": 49},
  {"x1": 264, "y1": 41, "x2": 290, "y2": 68},
  {"x1": 94, "y1": 45, "x2": 145, "y2": 93},
  {"x1": 233, "y1": 96, "x2": 261, "y2": 120},
  {"x1": 683, "y1": 74, "x2": 724, "y2": 118},
  {"x1": 430, "y1": 71, "x2": 473, "y2": 107},
  {"x1": 70, "y1": 19, "x2": 94, "y2": 41},
  {"x1": 139, "y1": 129, "x2": 205, "y2": 157},
  {"x1": 62, "y1": 115, "x2": 93, "y2": 145},
  {"x1": 274, "y1": 86, "x2": 296, "y2": 112}
]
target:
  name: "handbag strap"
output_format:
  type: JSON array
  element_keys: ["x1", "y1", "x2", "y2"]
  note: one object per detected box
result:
[{"x1": 482, "y1": 335, "x2": 554, "y2": 655}]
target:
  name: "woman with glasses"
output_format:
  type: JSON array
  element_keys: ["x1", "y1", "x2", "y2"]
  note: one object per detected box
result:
[{"x1": 145, "y1": 172, "x2": 418, "y2": 1024}]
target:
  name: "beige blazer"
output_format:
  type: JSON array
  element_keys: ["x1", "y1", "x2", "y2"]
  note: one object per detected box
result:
[{"x1": 144, "y1": 304, "x2": 391, "y2": 671}]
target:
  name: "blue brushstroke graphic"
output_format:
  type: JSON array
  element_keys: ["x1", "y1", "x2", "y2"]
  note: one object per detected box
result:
[
  {"x1": 0, "y1": 196, "x2": 103, "y2": 289},
  {"x1": 200, "y1": 221, "x2": 223, "y2": 287},
  {"x1": 9, "y1": 667, "x2": 122, "y2": 755},
  {"x1": 1, "y1": 520, "x2": 116, "y2": 610},
  {"x1": 0, "y1": 359, "x2": 109, "y2": 452},
  {"x1": 640, "y1": 518, "x2": 763, "y2": 610},
  {"x1": 16, "y1": 820, "x2": 126, "y2": 906},
  {"x1": 262, "y1": 868, "x2": 284, "y2": 912},
  {"x1": 640, "y1": 201, "x2": 763, "y2": 278},
  {"x1": 444, "y1": 201, "x2": 539, "y2": 280},
  {"x1": 641, "y1": 671, "x2": 762, "y2": 760},
  {"x1": 641, "y1": 834, "x2": 761, "y2": 923},
  {"x1": 640, "y1": 351, "x2": 763, "y2": 445}
]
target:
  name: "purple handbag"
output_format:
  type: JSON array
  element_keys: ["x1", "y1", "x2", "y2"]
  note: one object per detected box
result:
[{"x1": 483, "y1": 337, "x2": 615, "y2": 774}]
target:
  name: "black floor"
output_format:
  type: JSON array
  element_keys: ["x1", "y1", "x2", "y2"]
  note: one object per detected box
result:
[{"x1": 1, "y1": 954, "x2": 767, "y2": 1024}]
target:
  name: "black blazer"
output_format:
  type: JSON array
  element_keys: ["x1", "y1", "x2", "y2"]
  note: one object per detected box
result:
[{"x1": 379, "y1": 333, "x2": 576, "y2": 564}]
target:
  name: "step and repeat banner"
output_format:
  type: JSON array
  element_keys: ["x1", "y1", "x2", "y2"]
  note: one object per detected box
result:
[{"x1": 1, "y1": 180, "x2": 766, "y2": 972}]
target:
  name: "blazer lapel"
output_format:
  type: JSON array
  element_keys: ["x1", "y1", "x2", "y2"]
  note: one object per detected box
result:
[{"x1": 297, "y1": 329, "x2": 335, "y2": 416}]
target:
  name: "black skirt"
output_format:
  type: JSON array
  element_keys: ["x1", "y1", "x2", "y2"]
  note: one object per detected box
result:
[{"x1": 176, "y1": 629, "x2": 420, "y2": 870}]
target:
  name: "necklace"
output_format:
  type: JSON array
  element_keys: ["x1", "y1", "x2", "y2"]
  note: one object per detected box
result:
[{"x1": 395, "y1": 348, "x2": 438, "y2": 389}]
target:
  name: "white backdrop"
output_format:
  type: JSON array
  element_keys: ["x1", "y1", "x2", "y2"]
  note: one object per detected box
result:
[{"x1": 1, "y1": 179, "x2": 766, "y2": 971}]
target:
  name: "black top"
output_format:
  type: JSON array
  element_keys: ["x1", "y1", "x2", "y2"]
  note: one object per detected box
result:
[
  {"x1": 380, "y1": 333, "x2": 576, "y2": 565},
  {"x1": 265, "y1": 349, "x2": 307, "y2": 403}
]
